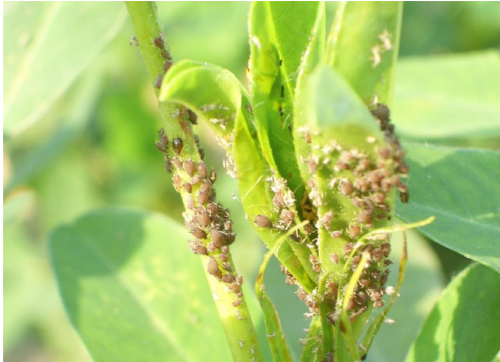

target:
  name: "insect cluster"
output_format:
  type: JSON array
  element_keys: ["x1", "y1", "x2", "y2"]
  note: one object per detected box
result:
[{"x1": 155, "y1": 126, "x2": 244, "y2": 308}]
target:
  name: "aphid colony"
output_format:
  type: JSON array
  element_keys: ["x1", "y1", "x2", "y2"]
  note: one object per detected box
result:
[{"x1": 155, "y1": 127, "x2": 243, "y2": 307}]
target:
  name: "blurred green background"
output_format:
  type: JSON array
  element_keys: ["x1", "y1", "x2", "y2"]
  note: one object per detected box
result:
[{"x1": 3, "y1": 2, "x2": 500, "y2": 362}]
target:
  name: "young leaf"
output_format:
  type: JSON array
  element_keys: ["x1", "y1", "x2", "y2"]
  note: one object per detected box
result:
[
  {"x1": 393, "y1": 51, "x2": 500, "y2": 139},
  {"x1": 248, "y1": 2, "x2": 323, "y2": 201},
  {"x1": 50, "y1": 208, "x2": 232, "y2": 362},
  {"x1": 405, "y1": 264, "x2": 500, "y2": 362},
  {"x1": 326, "y1": 2, "x2": 403, "y2": 106},
  {"x1": 396, "y1": 144, "x2": 500, "y2": 273},
  {"x1": 3, "y1": 2, "x2": 126, "y2": 137}
]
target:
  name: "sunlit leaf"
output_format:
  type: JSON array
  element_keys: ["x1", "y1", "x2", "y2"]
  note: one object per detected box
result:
[
  {"x1": 396, "y1": 144, "x2": 500, "y2": 273},
  {"x1": 50, "y1": 209, "x2": 231, "y2": 362}
]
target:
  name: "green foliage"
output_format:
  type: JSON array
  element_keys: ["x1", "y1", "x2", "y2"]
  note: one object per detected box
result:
[
  {"x1": 50, "y1": 209, "x2": 232, "y2": 362},
  {"x1": 406, "y1": 264, "x2": 500, "y2": 362},
  {"x1": 3, "y1": 2, "x2": 126, "y2": 137},
  {"x1": 393, "y1": 51, "x2": 500, "y2": 139},
  {"x1": 397, "y1": 144, "x2": 500, "y2": 272}
]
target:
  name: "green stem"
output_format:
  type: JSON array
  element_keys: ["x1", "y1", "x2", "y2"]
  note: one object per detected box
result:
[{"x1": 125, "y1": 2, "x2": 263, "y2": 361}]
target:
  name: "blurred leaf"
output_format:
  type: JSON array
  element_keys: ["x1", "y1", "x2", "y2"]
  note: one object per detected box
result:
[
  {"x1": 3, "y1": 2, "x2": 126, "y2": 137},
  {"x1": 405, "y1": 264, "x2": 500, "y2": 362},
  {"x1": 50, "y1": 208, "x2": 231, "y2": 362},
  {"x1": 396, "y1": 144, "x2": 500, "y2": 272},
  {"x1": 365, "y1": 229, "x2": 445, "y2": 362},
  {"x1": 393, "y1": 51, "x2": 500, "y2": 139},
  {"x1": 248, "y1": 2, "x2": 322, "y2": 199},
  {"x1": 326, "y1": 2, "x2": 403, "y2": 106}
]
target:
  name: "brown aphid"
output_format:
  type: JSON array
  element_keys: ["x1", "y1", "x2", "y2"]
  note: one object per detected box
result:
[
  {"x1": 194, "y1": 244, "x2": 208, "y2": 255},
  {"x1": 372, "y1": 249, "x2": 384, "y2": 262},
  {"x1": 371, "y1": 104, "x2": 390, "y2": 122},
  {"x1": 398, "y1": 162, "x2": 409, "y2": 174},
  {"x1": 222, "y1": 273, "x2": 236, "y2": 283},
  {"x1": 210, "y1": 228, "x2": 224, "y2": 245},
  {"x1": 155, "y1": 74, "x2": 163, "y2": 89},
  {"x1": 173, "y1": 174, "x2": 182, "y2": 191},
  {"x1": 187, "y1": 109, "x2": 198, "y2": 125},
  {"x1": 280, "y1": 209, "x2": 295, "y2": 225},
  {"x1": 186, "y1": 195, "x2": 195, "y2": 210},
  {"x1": 191, "y1": 175, "x2": 201, "y2": 185},
  {"x1": 164, "y1": 60, "x2": 173, "y2": 72},
  {"x1": 198, "y1": 147, "x2": 205, "y2": 160},
  {"x1": 209, "y1": 169, "x2": 217, "y2": 183},
  {"x1": 346, "y1": 297, "x2": 356, "y2": 311},
  {"x1": 381, "y1": 242, "x2": 391, "y2": 257},
  {"x1": 200, "y1": 179, "x2": 212, "y2": 192},
  {"x1": 191, "y1": 227, "x2": 207, "y2": 239},
  {"x1": 225, "y1": 232, "x2": 236, "y2": 246},
  {"x1": 207, "y1": 202, "x2": 217, "y2": 215},
  {"x1": 330, "y1": 253, "x2": 340, "y2": 264},
  {"x1": 164, "y1": 155, "x2": 172, "y2": 172},
  {"x1": 222, "y1": 262, "x2": 232, "y2": 272},
  {"x1": 331, "y1": 230, "x2": 342, "y2": 238},
  {"x1": 358, "y1": 211, "x2": 373, "y2": 224},
  {"x1": 236, "y1": 275, "x2": 243, "y2": 285},
  {"x1": 374, "y1": 300, "x2": 385, "y2": 308},
  {"x1": 254, "y1": 215, "x2": 272, "y2": 228},
  {"x1": 207, "y1": 243, "x2": 216, "y2": 253},
  {"x1": 378, "y1": 147, "x2": 391, "y2": 159},
  {"x1": 197, "y1": 161, "x2": 208, "y2": 178},
  {"x1": 340, "y1": 179, "x2": 354, "y2": 196},
  {"x1": 380, "y1": 272, "x2": 389, "y2": 285},
  {"x1": 224, "y1": 220, "x2": 232, "y2": 231},
  {"x1": 207, "y1": 257, "x2": 221, "y2": 278},
  {"x1": 155, "y1": 140, "x2": 167, "y2": 153},
  {"x1": 154, "y1": 34, "x2": 164, "y2": 48},
  {"x1": 297, "y1": 288, "x2": 308, "y2": 301},
  {"x1": 233, "y1": 300, "x2": 243, "y2": 307},
  {"x1": 218, "y1": 254, "x2": 228, "y2": 262},
  {"x1": 359, "y1": 279, "x2": 370, "y2": 288},
  {"x1": 343, "y1": 242, "x2": 354, "y2": 256},
  {"x1": 182, "y1": 182, "x2": 192, "y2": 193},
  {"x1": 130, "y1": 35, "x2": 138, "y2": 46},
  {"x1": 230, "y1": 283, "x2": 241, "y2": 293},
  {"x1": 400, "y1": 190, "x2": 410, "y2": 204},
  {"x1": 221, "y1": 245, "x2": 229, "y2": 254},
  {"x1": 172, "y1": 137, "x2": 184, "y2": 155},
  {"x1": 171, "y1": 157, "x2": 182, "y2": 170},
  {"x1": 184, "y1": 159, "x2": 196, "y2": 177},
  {"x1": 349, "y1": 224, "x2": 361, "y2": 239},
  {"x1": 372, "y1": 192, "x2": 386, "y2": 204},
  {"x1": 198, "y1": 210, "x2": 210, "y2": 227},
  {"x1": 161, "y1": 49, "x2": 171, "y2": 60},
  {"x1": 356, "y1": 291, "x2": 368, "y2": 305},
  {"x1": 198, "y1": 190, "x2": 209, "y2": 204},
  {"x1": 371, "y1": 270, "x2": 381, "y2": 281},
  {"x1": 280, "y1": 85, "x2": 285, "y2": 98}
]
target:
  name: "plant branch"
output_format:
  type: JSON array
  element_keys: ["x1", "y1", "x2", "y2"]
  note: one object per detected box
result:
[{"x1": 125, "y1": 2, "x2": 263, "y2": 361}]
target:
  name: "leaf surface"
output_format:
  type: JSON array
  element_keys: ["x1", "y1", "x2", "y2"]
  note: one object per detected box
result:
[
  {"x1": 50, "y1": 208, "x2": 231, "y2": 362},
  {"x1": 405, "y1": 264, "x2": 500, "y2": 362},
  {"x1": 396, "y1": 144, "x2": 500, "y2": 273},
  {"x1": 3, "y1": 2, "x2": 126, "y2": 137}
]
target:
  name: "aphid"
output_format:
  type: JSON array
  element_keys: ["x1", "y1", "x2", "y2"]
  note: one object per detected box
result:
[
  {"x1": 359, "y1": 279, "x2": 370, "y2": 288},
  {"x1": 222, "y1": 262, "x2": 232, "y2": 272},
  {"x1": 164, "y1": 155, "x2": 172, "y2": 172},
  {"x1": 209, "y1": 169, "x2": 217, "y2": 183},
  {"x1": 254, "y1": 215, "x2": 272, "y2": 228},
  {"x1": 388, "y1": 124, "x2": 395, "y2": 134},
  {"x1": 163, "y1": 60, "x2": 173, "y2": 73},
  {"x1": 279, "y1": 209, "x2": 295, "y2": 225},
  {"x1": 329, "y1": 253, "x2": 340, "y2": 264},
  {"x1": 232, "y1": 300, "x2": 243, "y2": 307},
  {"x1": 207, "y1": 257, "x2": 221, "y2": 278},
  {"x1": 371, "y1": 103, "x2": 390, "y2": 122},
  {"x1": 187, "y1": 109, "x2": 198, "y2": 125},
  {"x1": 197, "y1": 161, "x2": 208, "y2": 178},
  {"x1": 320, "y1": 210, "x2": 334, "y2": 229},
  {"x1": 198, "y1": 210, "x2": 210, "y2": 227},
  {"x1": 230, "y1": 283, "x2": 241, "y2": 293},
  {"x1": 346, "y1": 297, "x2": 356, "y2": 311},
  {"x1": 370, "y1": 270, "x2": 381, "y2": 281},
  {"x1": 236, "y1": 275, "x2": 243, "y2": 285},
  {"x1": 155, "y1": 74, "x2": 163, "y2": 89},
  {"x1": 372, "y1": 249, "x2": 384, "y2": 262},
  {"x1": 381, "y1": 242, "x2": 391, "y2": 257},
  {"x1": 374, "y1": 300, "x2": 385, "y2": 308},
  {"x1": 356, "y1": 291, "x2": 368, "y2": 305},
  {"x1": 182, "y1": 182, "x2": 192, "y2": 193},
  {"x1": 161, "y1": 49, "x2": 171, "y2": 60},
  {"x1": 372, "y1": 192, "x2": 386, "y2": 204},
  {"x1": 340, "y1": 179, "x2": 354, "y2": 196},
  {"x1": 343, "y1": 242, "x2": 354, "y2": 256},
  {"x1": 130, "y1": 35, "x2": 138, "y2": 46},
  {"x1": 210, "y1": 229, "x2": 224, "y2": 246},
  {"x1": 308, "y1": 156, "x2": 318, "y2": 173},
  {"x1": 224, "y1": 220, "x2": 232, "y2": 231},
  {"x1": 297, "y1": 288, "x2": 308, "y2": 301},
  {"x1": 380, "y1": 272, "x2": 389, "y2": 285},
  {"x1": 172, "y1": 137, "x2": 184, "y2": 155},
  {"x1": 221, "y1": 245, "x2": 229, "y2": 254},
  {"x1": 200, "y1": 179, "x2": 212, "y2": 192},
  {"x1": 198, "y1": 190, "x2": 209, "y2": 204},
  {"x1": 186, "y1": 195, "x2": 194, "y2": 210},
  {"x1": 171, "y1": 157, "x2": 182, "y2": 170},
  {"x1": 400, "y1": 190, "x2": 410, "y2": 204},
  {"x1": 191, "y1": 227, "x2": 207, "y2": 239},
  {"x1": 155, "y1": 140, "x2": 167, "y2": 153},
  {"x1": 358, "y1": 210, "x2": 373, "y2": 224},
  {"x1": 280, "y1": 85, "x2": 284, "y2": 98},
  {"x1": 207, "y1": 243, "x2": 216, "y2": 253},
  {"x1": 173, "y1": 174, "x2": 182, "y2": 191},
  {"x1": 154, "y1": 34, "x2": 164, "y2": 48},
  {"x1": 331, "y1": 230, "x2": 342, "y2": 238},
  {"x1": 158, "y1": 128, "x2": 168, "y2": 148},
  {"x1": 349, "y1": 224, "x2": 361, "y2": 239},
  {"x1": 207, "y1": 202, "x2": 217, "y2": 215},
  {"x1": 198, "y1": 147, "x2": 205, "y2": 160},
  {"x1": 225, "y1": 232, "x2": 236, "y2": 246},
  {"x1": 194, "y1": 244, "x2": 208, "y2": 255},
  {"x1": 218, "y1": 254, "x2": 228, "y2": 262},
  {"x1": 279, "y1": 59, "x2": 283, "y2": 66},
  {"x1": 191, "y1": 175, "x2": 201, "y2": 185},
  {"x1": 222, "y1": 273, "x2": 236, "y2": 283},
  {"x1": 183, "y1": 159, "x2": 195, "y2": 177},
  {"x1": 378, "y1": 147, "x2": 391, "y2": 159}
]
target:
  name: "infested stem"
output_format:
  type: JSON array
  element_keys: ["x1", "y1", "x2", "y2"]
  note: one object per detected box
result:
[{"x1": 125, "y1": 2, "x2": 263, "y2": 361}]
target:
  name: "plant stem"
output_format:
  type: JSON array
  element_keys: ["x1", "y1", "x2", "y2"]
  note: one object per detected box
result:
[{"x1": 125, "y1": 2, "x2": 263, "y2": 361}]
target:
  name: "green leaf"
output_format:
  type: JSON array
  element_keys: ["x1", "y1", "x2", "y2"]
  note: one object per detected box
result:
[
  {"x1": 326, "y1": 2, "x2": 403, "y2": 106},
  {"x1": 405, "y1": 264, "x2": 500, "y2": 362},
  {"x1": 393, "y1": 51, "x2": 500, "y2": 139},
  {"x1": 50, "y1": 208, "x2": 232, "y2": 362},
  {"x1": 248, "y1": 2, "x2": 323, "y2": 200},
  {"x1": 396, "y1": 144, "x2": 500, "y2": 273},
  {"x1": 3, "y1": 2, "x2": 126, "y2": 137}
]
